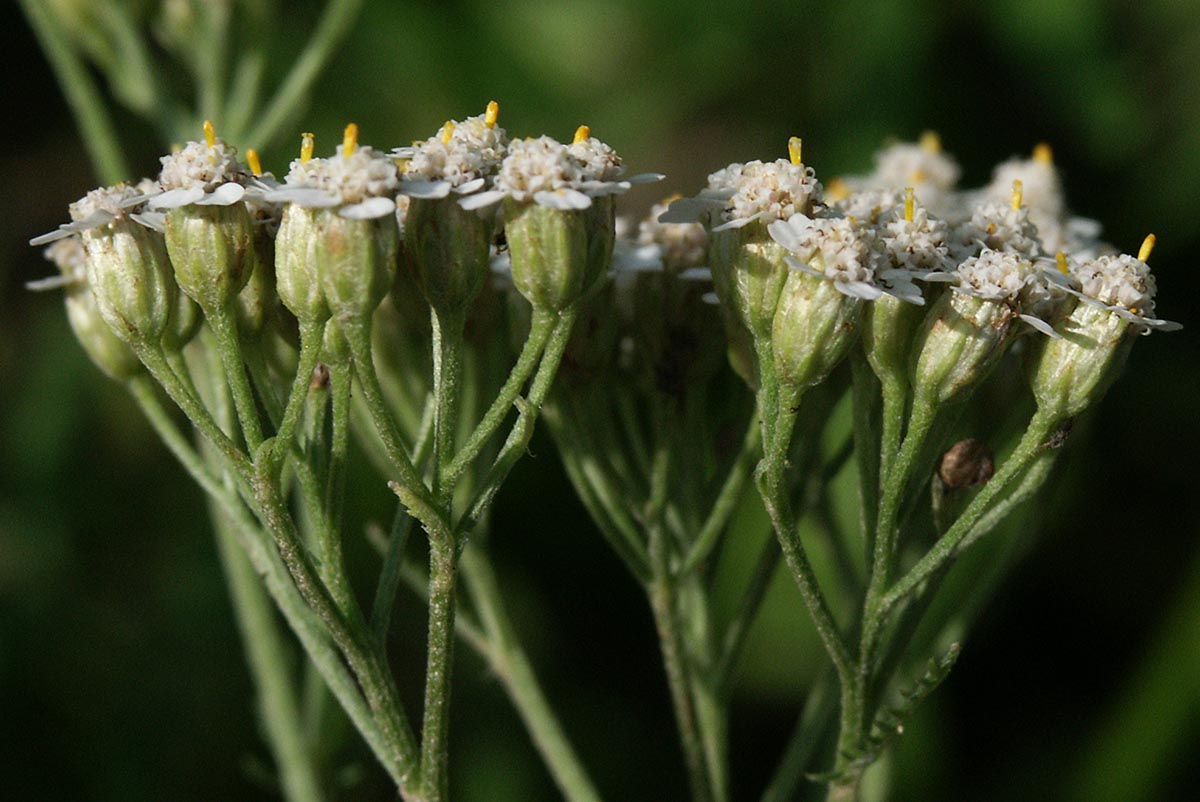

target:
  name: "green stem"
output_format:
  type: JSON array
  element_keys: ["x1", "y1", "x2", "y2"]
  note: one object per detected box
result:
[
  {"x1": 647, "y1": 445, "x2": 712, "y2": 802},
  {"x1": 133, "y1": 342, "x2": 252, "y2": 479},
  {"x1": 442, "y1": 307, "x2": 555, "y2": 489},
  {"x1": 269, "y1": 320, "x2": 325, "y2": 471},
  {"x1": 759, "y1": 669, "x2": 839, "y2": 802},
  {"x1": 755, "y1": 393, "x2": 853, "y2": 680},
  {"x1": 431, "y1": 310, "x2": 464, "y2": 504},
  {"x1": 454, "y1": 308, "x2": 577, "y2": 539},
  {"x1": 318, "y1": 358, "x2": 359, "y2": 621},
  {"x1": 252, "y1": 465, "x2": 421, "y2": 791},
  {"x1": 126, "y1": 375, "x2": 401, "y2": 788},
  {"x1": 460, "y1": 548, "x2": 605, "y2": 802},
  {"x1": 213, "y1": 512, "x2": 326, "y2": 802},
  {"x1": 19, "y1": 0, "x2": 130, "y2": 183},
  {"x1": 344, "y1": 320, "x2": 446, "y2": 537},
  {"x1": 207, "y1": 304, "x2": 265, "y2": 449},
  {"x1": 877, "y1": 409, "x2": 1059, "y2": 622},
  {"x1": 243, "y1": 0, "x2": 366, "y2": 148},
  {"x1": 419, "y1": 539, "x2": 458, "y2": 802},
  {"x1": 850, "y1": 354, "x2": 881, "y2": 557}
]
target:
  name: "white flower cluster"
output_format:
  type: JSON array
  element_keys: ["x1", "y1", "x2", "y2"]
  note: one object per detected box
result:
[
  {"x1": 881, "y1": 203, "x2": 956, "y2": 274},
  {"x1": 953, "y1": 201, "x2": 1041, "y2": 259},
  {"x1": 397, "y1": 110, "x2": 509, "y2": 199},
  {"x1": 710, "y1": 160, "x2": 823, "y2": 230},
  {"x1": 954, "y1": 248, "x2": 1037, "y2": 302},
  {"x1": 1064, "y1": 253, "x2": 1179, "y2": 331},
  {"x1": 270, "y1": 143, "x2": 399, "y2": 219},
  {"x1": 870, "y1": 139, "x2": 961, "y2": 195},
  {"x1": 768, "y1": 214, "x2": 884, "y2": 299},
  {"x1": 637, "y1": 199, "x2": 708, "y2": 272}
]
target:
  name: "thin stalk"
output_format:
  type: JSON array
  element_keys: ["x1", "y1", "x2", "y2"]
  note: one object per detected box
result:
[
  {"x1": 647, "y1": 448, "x2": 712, "y2": 802},
  {"x1": 455, "y1": 308, "x2": 578, "y2": 538},
  {"x1": 207, "y1": 304, "x2": 265, "y2": 449},
  {"x1": 442, "y1": 307, "x2": 555, "y2": 489},
  {"x1": 755, "y1": 394, "x2": 853, "y2": 680},
  {"x1": 126, "y1": 375, "x2": 401, "y2": 787},
  {"x1": 19, "y1": 0, "x2": 130, "y2": 183},
  {"x1": 243, "y1": 0, "x2": 366, "y2": 149},
  {"x1": 132, "y1": 342, "x2": 252, "y2": 478},
  {"x1": 319, "y1": 358, "x2": 360, "y2": 621},
  {"x1": 430, "y1": 309, "x2": 464, "y2": 503},
  {"x1": 253, "y1": 467, "x2": 421, "y2": 790},
  {"x1": 850, "y1": 354, "x2": 881, "y2": 557},
  {"x1": 418, "y1": 539, "x2": 458, "y2": 802},
  {"x1": 878, "y1": 410, "x2": 1059, "y2": 620},
  {"x1": 269, "y1": 320, "x2": 326, "y2": 471},
  {"x1": 460, "y1": 548, "x2": 605, "y2": 802},
  {"x1": 213, "y1": 513, "x2": 325, "y2": 802}
]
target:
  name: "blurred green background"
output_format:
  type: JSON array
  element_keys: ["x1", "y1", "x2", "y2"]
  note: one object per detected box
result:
[{"x1": 2, "y1": 1, "x2": 1199, "y2": 800}]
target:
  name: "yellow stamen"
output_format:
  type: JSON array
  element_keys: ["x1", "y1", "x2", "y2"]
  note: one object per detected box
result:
[
  {"x1": 662, "y1": 192, "x2": 683, "y2": 204},
  {"x1": 910, "y1": 169, "x2": 927, "y2": 184},
  {"x1": 1011, "y1": 179, "x2": 1024, "y2": 210},
  {"x1": 825, "y1": 177, "x2": 850, "y2": 202},
  {"x1": 441, "y1": 121, "x2": 455, "y2": 144},
  {"x1": 300, "y1": 132, "x2": 315, "y2": 163},
  {"x1": 485, "y1": 100, "x2": 500, "y2": 129},
  {"x1": 1138, "y1": 233, "x2": 1156, "y2": 262},
  {"x1": 343, "y1": 123, "x2": 359, "y2": 157},
  {"x1": 788, "y1": 136, "x2": 803, "y2": 166},
  {"x1": 1055, "y1": 252, "x2": 1069, "y2": 275},
  {"x1": 246, "y1": 149, "x2": 262, "y2": 176},
  {"x1": 203, "y1": 120, "x2": 216, "y2": 147},
  {"x1": 1033, "y1": 142, "x2": 1053, "y2": 165},
  {"x1": 573, "y1": 125, "x2": 590, "y2": 144},
  {"x1": 920, "y1": 130, "x2": 941, "y2": 154},
  {"x1": 904, "y1": 186, "x2": 915, "y2": 222}
]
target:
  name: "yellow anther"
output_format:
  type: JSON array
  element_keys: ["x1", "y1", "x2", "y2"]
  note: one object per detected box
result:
[
  {"x1": 662, "y1": 192, "x2": 683, "y2": 204},
  {"x1": 342, "y1": 123, "x2": 359, "y2": 156},
  {"x1": 573, "y1": 125, "x2": 591, "y2": 144},
  {"x1": 1138, "y1": 233, "x2": 1156, "y2": 262},
  {"x1": 1011, "y1": 179, "x2": 1024, "y2": 210},
  {"x1": 440, "y1": 121, "x2": 455, "y2": 144},
  {"x1": 1033, "y1": 142, "x2": 1053, "y2": 165},
  {"x1": 300, "y1": 132, "x2": 315, "y2": 163},
  {"x1": 485, "y1": 100, "x2": 500, "y2": 129},
  {"x1": 904, "y1": 186, "x2": 915, "y2": 222},
  {"x1": 825, "y1": 177, "x2": 850, "y2": 202},
  {"x1": 985, "y1": 223, "x2": 997, "y2": 235},
  {"x1": 246, "y1": 149, "x2": 263, "y2": 176},
  {"x1": 911, "y1": 169, "x2": 927, "y2": 184},
  {"x1": 1055, "y1": 252, "x2": 1069, "y2": 275},
  {"x1": 788, "y1": 136, "x2": 803, "y2": 166},
  {"x1": 203, "y1": 119, "x2": 216, "y2": 147},
  {"x1": 920, "y1": 130, "x2": 941, "y2": 154}
]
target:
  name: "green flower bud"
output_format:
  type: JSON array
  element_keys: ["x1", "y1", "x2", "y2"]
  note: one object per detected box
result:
[
  {"x1": 275, "y1": 204, "x2": 329, "y2": 326},
  {"x1": 315, "y1": 211, "x2": 398, "y2": 323},
  {"x1": 404, "y1": 197, "x2": 492, "y2": 316},
  {"x1": 65, "y1": 283, "x2": 142, "y2": 379},
  {"x1": 772, "y1": 268, "x2": 863, "y2": 394},
  {"x1": 708, "y1": 221, "x2": 789, "y2": 343},
  {"x1": 910, "y1": 290, "x2": 1016, "y2": 407},
  {"x1": 42, "y1": 238, "x2": 140, "y2": 379},
  {"x1": 83, "y1": 218, "x2": 176, "y2": 346},
  {"x1": 504, "y1": 198, "x2": 592, "y2": 311},
  {"x1": 163, "y1": 202, "x2": 255, "y2": 312},
  {"x1": 862, "y1": 293, "x2": 926, "y2": 388},
  {"x1": 1028, "y1": 303, "x2": 1133, "y2": 420}
]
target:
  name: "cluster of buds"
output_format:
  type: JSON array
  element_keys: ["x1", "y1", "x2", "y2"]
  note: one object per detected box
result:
[
  {"x1": 662, "y1": 134, "x2": 1179, "y2": 420},
  {"x1": 31, "y1": 106, "x2": 662, "y2": 378}
]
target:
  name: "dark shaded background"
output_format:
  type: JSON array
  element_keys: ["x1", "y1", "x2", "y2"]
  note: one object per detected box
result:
[{"x1": 1, "y1": 1, "x2": 1198, "y2": 800}]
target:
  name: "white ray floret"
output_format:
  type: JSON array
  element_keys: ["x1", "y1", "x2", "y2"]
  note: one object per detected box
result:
[
  {"x1": 396, "y1": 103, "x2": 509, "y2": 203},
  {"x1": 266, "y1": 126, "x2": 398, "y2": 219},
  {"x1": 149, "y1": 122, "x2": 249, "y2": 210}
]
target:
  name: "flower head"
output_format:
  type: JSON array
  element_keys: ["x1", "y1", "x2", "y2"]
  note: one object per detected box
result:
[
  {"x1": 267, "y1": 126, "x2": 399, "y2": 219},
  {"x1": 768, "y1": 213, "x2": 884, "y2": 299},
  {"x1": 1063, "y1": 236, "x2": 1181, "y2": 332},
  {"x1": 953, "y1": 182, "x2": 1041, "y2": 260},
  {"x1": 150, "y1": 121, "x2": 249, "y2": 209},
  {"x1": 869, "y1": 132, "x2": 961, "y2": 196},
  {"x1": 397, "y1": 102, "x2": 509, "y2": 202}
]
